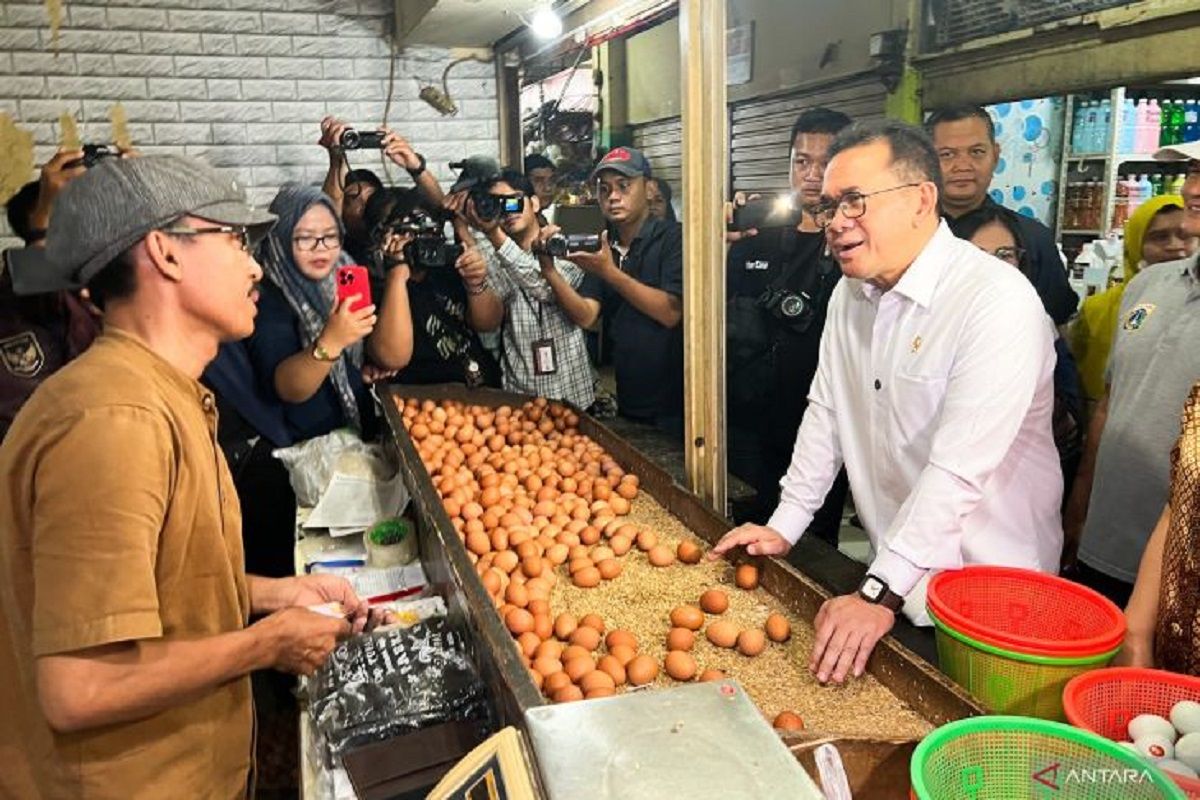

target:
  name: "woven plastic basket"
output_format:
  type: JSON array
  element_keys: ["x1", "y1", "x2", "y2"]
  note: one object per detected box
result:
[
  {"x1": 931, "y1": 607, "x2": 1117, "y2": 720},
  {"x1": 911, "y1": 715, "x2": 1187, "y2": 799},
  {"x1": 1064, "y1": 668, "x2": 1200, "y2": 798},
  {"x1": 927, "y1": 567, "x2": 1126, "y2": 657}
]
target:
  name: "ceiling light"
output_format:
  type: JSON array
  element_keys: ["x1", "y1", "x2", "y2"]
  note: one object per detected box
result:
[{"x1": 530, "y1": 7, "x2": 562, "y2": 40}]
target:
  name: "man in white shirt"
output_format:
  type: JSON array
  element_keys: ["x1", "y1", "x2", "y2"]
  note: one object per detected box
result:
[{"x1": 711, "y1": 120, "x2": 1063, "y2": 685}]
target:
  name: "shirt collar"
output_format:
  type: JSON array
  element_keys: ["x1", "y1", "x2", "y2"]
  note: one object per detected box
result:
[
  {"x1": 102, "y1": 325, "x2": 217, "y2": 412},
  {"x1": 857, "y1": 221, "x2": 953, "y2": 309}
]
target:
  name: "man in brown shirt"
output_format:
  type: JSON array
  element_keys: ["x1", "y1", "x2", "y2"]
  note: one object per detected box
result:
[{"x1": 0, "y1": 155, "x2": 371, "y2": 799}]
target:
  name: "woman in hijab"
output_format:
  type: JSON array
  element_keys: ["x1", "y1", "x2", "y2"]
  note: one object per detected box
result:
[
  {"x1": 1070, "y1": 196, "x2": 1197, "y2": 408},
  {"x1": 246, "y1": 183, "x2": 413, "y2": 442}
]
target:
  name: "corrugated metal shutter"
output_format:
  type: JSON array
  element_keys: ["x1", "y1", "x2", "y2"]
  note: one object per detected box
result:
[
  {"x1": 632, "y1": 117, "x2": 683, "y2": 199},
  {"x1": 730, "y1": 76, "x2": 888, "y2": 195}
]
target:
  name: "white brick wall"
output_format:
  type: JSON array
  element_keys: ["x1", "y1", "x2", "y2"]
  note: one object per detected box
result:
[{"x1": 0, "y1": 0, "x2": 500, "y2": 248}]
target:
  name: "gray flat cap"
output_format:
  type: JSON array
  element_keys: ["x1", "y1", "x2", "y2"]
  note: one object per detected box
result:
[{"x1": 6, "y1": 154, "x2": 275, "y2": 296}]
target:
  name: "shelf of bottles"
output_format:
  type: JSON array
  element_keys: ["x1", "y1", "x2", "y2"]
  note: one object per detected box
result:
[{"x1": 1059, "y1": 84, "x2": 1200, "y2": 238}]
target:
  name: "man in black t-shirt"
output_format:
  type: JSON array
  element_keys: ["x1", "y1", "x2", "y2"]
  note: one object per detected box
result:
[
  {"x1": 565, "y1": 147, "x2": 684, "y2": 437},
  {"x1": 726, "y1": 108, "x2": 852, "y2": 537}
]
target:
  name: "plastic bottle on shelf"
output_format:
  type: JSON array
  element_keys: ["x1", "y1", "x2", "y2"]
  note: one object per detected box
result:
[
  {"x1": 1087, "y1": 181, "x2": 1103, "y2": 230},
  {"x1": 1150, "y1": 173, "x2": 1165, "y2": 197},
  {"x1": 1169, "y1": 172, "x2": 1187, "y2": 196},
  {"x1": 1144, "y1": 99, "x2": 1163, "y2": 154},
  {"x1": 1184, "y1": 99, "x2": 1200, "y2": 143},
  {"x1": 1071, "y1": 101, "x2": 1088, "y2": 154},
  {"x1": 1134, "y1": 98, "x2": 1151, "y2": 154},
  {"x1": 1172, "y1": 99, "x2": 1187, "y2": 144},
  {"x1": 1125, "y1": 174, "x2": 1144, "y2": 216},
  {"x1": 1082, "y1": 101, "x2": 1100, "y2": 154},
  {"x1": 1119, "y1": 97, "x2": 1138, "y2": 154},
  {"x1": 1111, "y1": 178, "x2": 1130, "y2": 230},
  {"x1": 1099, "y1": 98, "x2": 1113, "y2": 153},
  {"x1": 1160, "y1": 99, "x2": 1176, "y2": 146},
  {"x1": 1138, "y1": 174, "x2": 1154, "y2": 207}
]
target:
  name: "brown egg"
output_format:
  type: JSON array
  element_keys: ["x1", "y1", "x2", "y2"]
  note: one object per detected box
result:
[
  {"x1": 573, "y1": 567, "x2": 602, "y2": 589},
  {"x1": 773, "y1": 711, "x2": 805, "y2": 731},
  {"x1": 664, "y1": 650, "x2": 697, "y2": 682},
  {"x1": 579, "y1": 669, "x2": 615, "y2": 693},
  {"x1": 608, "y1": 644, "x2": 637, "y2": 666},
  {"x1": 597, "y1": 558, "x2": 623, "y2": 580},
  {"x1": 648, "y1": 545, "x2": 676, "y2": 567},
  {"x1": 765, "y1": 613, "x2": 791, "y2": 643},
  {"x1": 544, "y1": 671, "x2": 572, "y2": 694},
  {"x1": 504, "y1": 582, "x2": 529, "y2": 609},
  {"x1": 677, "y1": 541, "x2": 702, "y2": 564},
  {"x1": 670, "y1": 605, "x2": 705, "y2": 631},
  {"x1": 579, "y1": 613, "x2": 606, "y2": 633},
  {"x1": 529, "y1": 667, "x2": 544, "y2": 691},
  {"x1": 579, "y1": 526, "x2": 602, "y2": 545},
  {"x1": 636, "y1": 529, "x2": 658, "y2": 551},
  {"x1": 597, "y1": 655, "x2": 627, "y2": 686},
  {"x1": 626, "y1": 655, "x2": 660, "y2": 686},
  {"x1": 516, "y1": 631, "x2": 541, "y2": 657},
  {"x1": 535, "y1": 639, "x2": 564, "y2": 661},
  {"x1": 553, "y1": 685, "x2": 583, "y2": 703},
  {"x1": 737, "y1": 628, "x2": 766, "y2": 657},
  {"x1": 699, "y1": 589, "x2": 729, "y2": 615},
  {"x1": 546, "y1": 543, "x2": 570, "y2": 565},
  {"x1": 506, "y1": 608, "x2": 535, "y2": 636},
  {"x1": 609, "y1": 534, "x2": 632, "y2": 556},
  {"x1": 481, "y1": 569, "x2": 502, "y2": 596},
  {"x1": 528, "y1": 598, "x2": 550, "y2": 617},
  {"x1": 568, "y1": 557, "x2": 594, "y2": 576},
  {"x1": 706, "y1": 620, "x2": 739, "y2": 649},
  {"x1": 553, "y1": 613, "x2": 577, "y2": 640},
  {"x1": 570, "y1": 625, "x2": 602, "y2": 651},
  {"x1": 493, "y1": 550, "x2": 519, "y2": 574},
  {"x1": 735, "y1": 563, "x2": 760, "y2": 590},
  {"x1": 666, "y1": 627, "x2": 695, "y2": 651},
  {"x1": 532, "y1": 656, "x2": 564, "y2": 676},
  {"x1": 605, "y1": 629, "x2": 638, "y2": 651},
  {"x1": 466, "y1": 531, "x2": 490, "y2": 556},
  {"x1": 609, "y1": 496, "x2": 631, "y2": 516},
  {"x1": 533, "y1": 614, "x2": 553, "y2": 641},
  {"x1": 699, "y1": 669, "x2": 726, "y2": 682},
  {"x1": 616, "y1": 481, "x2": 638, "y2": 500},
  {"x1": 521, "y1": 556, "x2": 544, "y2": 579},
  {"x1": 561, "y1": 644, "x2": 590, "y2": 663},
  {"x1": 585, "y1": 686, "x2": 616, "y2": 699},
  {"x1": 564, "y1": 656, "x2": 595, "y2": 682}
]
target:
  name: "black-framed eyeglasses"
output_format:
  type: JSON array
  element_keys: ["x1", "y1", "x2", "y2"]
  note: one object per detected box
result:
[
  {"x1": 161, "y1": 224, "x2": 253, "y2": 253},
  {"x1": 812, "y1": 183, "x2": 923, "y2": 229},
  {"x1": 990, "y1": 246, "x2": 1025, "y2": 265},
  {"x1": 292, "y1": 233, "x2": 342, "y2": 252}
]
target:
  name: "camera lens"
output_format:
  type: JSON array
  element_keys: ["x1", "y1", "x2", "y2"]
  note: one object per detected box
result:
[{"x1": 340, "y1": 129, "x2": 360, "y2": 149}]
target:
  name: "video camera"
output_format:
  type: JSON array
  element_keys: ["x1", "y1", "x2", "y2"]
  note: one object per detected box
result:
[
  {"x1": 532, "y1": 233, "x2": 603, "y2": 258},
  {"x1": 339, "y1": 128, "x2": 386, "y2": 150},
  {"x1": 471, "y1": 192, "x2": 524, "y2": 222},
  {"x1": 66, "y1": 144, "x2": 118, "y2": 170},
  {"x1": 389, "y1": 208, "x2": 464, "y2": 271}
]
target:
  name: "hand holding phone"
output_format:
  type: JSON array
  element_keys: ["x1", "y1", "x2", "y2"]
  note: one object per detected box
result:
[{"x1": 336, "y1": 265, "x2": 372, "y2": 313}]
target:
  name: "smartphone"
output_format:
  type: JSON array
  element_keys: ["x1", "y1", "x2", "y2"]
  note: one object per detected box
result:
[
  {"x1": 336, "y1": 265, "x2": 372, "y2": 313},
  {"x1": 731, "y1": 194, "x2": 805, "y2": 231}
]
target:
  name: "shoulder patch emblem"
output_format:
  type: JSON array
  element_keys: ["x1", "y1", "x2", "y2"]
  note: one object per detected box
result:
[
  {"x1": 1123, "y1": 303, "x2": 1156, "y2": 331},
  {"x1": 0, "y1": 332, "x2": 45, "y2": 378}
]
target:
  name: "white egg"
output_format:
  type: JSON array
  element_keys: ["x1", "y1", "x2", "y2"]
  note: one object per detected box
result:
[
  {"x1": 1171, "y1": 701, "x2": 1200, "y2": 736},
  {"x1": 1130, "y1": 714, "x2": 1179, "y2": 744},
  {"x1": 1176, "y1": 732, "x2": 1200, "y2": 772},
  {"x1": 1156, "y1": 759, "x2": 1199, "y2": 780},
  {"x1": 1135, "y1": 733, "x2": 1176, "y2": 761}
]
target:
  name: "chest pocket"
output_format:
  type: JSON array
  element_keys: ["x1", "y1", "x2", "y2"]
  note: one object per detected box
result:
[{"x1": 886, "y1": 371, "x2": 949, "y2": 463}]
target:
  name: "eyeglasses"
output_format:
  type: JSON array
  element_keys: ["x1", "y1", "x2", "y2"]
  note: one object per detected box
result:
[
  {"x1": 812, "y1": 183, "x2": 923, "y2": 229},
  {"x1": 989, "y1": 246, "x2": 1025, "y2": 266},
  {"x1": 293, "y1": 233, "x2": 342, "y2": 252},
  {"x1": 161, "y1": 224, "x2": 253, "y2": 253}
]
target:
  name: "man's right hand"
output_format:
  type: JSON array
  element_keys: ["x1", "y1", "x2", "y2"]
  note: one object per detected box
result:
[
  {"x1": 38, "y1": 150, "x2": 87, "y2": 203},
  {"x1": 320, "y1": 296, "x2": 378, "y2": 354},
  {"x1": 725, "y1": 191, "x2": 759, "y2": 244},
  {"x1": 318, "y1": 116, "x2": 350, "y2": 152},
  {"x1": 252, "y1": 607, "x2": 351, "y2": 676},
  {"x1": 708, "y1": 523, "x2": 792, "y2": 559}
]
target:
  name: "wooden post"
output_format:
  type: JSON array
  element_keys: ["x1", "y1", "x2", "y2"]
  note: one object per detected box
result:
[{"x1": 680, "y1": 0, "x2": 728, "y2": 513}]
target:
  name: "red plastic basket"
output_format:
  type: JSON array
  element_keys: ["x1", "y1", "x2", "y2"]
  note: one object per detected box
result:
[
  {"x1": 1064, "y1": 667, "x2": 1200, "y2": 798},
  {"x1": 927, "y1": 566, "x2": 1126, "y2": 657}
]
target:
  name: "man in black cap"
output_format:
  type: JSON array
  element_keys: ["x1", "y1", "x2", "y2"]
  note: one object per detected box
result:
[
  {"x1": 0, "y1": 155, "x2": 372, "y2": 799},
  {"x1": 562, "y1": 146, "x2": 684, "y2": 435}
]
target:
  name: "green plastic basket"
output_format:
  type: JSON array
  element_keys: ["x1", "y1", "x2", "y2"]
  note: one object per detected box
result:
[
  {"x1": 911, "y1": 716, "x2": 1187, "y2": 799},
  {"x1": 931, "y1": 608, "x2": 1118, "y2": 720}
]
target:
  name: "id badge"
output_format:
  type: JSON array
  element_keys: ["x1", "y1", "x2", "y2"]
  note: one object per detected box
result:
[{"x1": 532, "y1": 338, "x2": 558, "y2": 375}]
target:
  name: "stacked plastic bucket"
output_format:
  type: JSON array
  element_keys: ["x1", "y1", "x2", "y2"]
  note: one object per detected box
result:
[{"x1": 926, "y1": 566, "x2": 1126, "y2": 720}]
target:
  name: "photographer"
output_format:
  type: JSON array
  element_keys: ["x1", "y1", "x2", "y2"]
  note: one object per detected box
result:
[
  {"x1": 2, "y1": 148, "x2": 108, "y2": 441},
  {"x1": 725, "y1": 108, "x2": 852, "y2": 537},
  {"x1": 461, "y1": 168, "x2": 597, "y2": 409},
  {"x1": 364, "y1": 187, "x2": 502, "y2": 387},
  {"x1": 245, "y1": 183, "x2": 413, "y2": 443},
  {"x1": 559, "y1": 147, "x2": 683, "y2": 436},
  {"x1": 318, "y1": 117, "x2": 444, "y2": 264}
]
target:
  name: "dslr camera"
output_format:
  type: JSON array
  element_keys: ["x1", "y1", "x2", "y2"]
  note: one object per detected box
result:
[
  {"x1": 470, "y1": 191, "x2": 523, "y2": 222},
  {"x1": 389, "y1": 209, "x2": 464, "y2": 271},
  {"x1": 66, "y1": 144, "x2": 117, "y2": 170},
  {"x1": 757, "y1": 287, "x2": 815, "y2": 334},
  {"x1": 339, "y1": 128, "x2": 386, "y2": 150},
  {"x1": 533, "y1": 233, "x2": 603, "y2": 258}
]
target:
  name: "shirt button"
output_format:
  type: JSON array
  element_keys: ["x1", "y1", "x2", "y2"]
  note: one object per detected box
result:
[{"x1": 874, "y1": 379, "x2": 882, "y2": 391}]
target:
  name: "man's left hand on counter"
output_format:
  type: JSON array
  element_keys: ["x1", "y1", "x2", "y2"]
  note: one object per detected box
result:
[{"x1": 809, "y1": 593, "x2": 896, "y2": 684}]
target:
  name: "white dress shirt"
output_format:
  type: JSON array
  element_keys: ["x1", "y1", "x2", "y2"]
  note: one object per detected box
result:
[{"x1": 768, "y1": 222, "x2": 1064, "y2": 622}]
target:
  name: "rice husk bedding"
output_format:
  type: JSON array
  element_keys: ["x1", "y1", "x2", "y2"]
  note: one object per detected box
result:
[{"x1": 549, "y1": 493, "x2": 932, "y2": 739}]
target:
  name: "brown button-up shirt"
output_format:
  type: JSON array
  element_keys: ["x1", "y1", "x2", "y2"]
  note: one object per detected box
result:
[{"x1": 0, "y1": 327, "x2": 253, "y2": 799}]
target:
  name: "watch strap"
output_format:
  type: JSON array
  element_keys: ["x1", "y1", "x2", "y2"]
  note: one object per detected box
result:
[
  {"x1": 406, "y1": 152, "x2": 427, "y2": 178},
  {"x1": 858, "y1": 574, "x2": 904, "y2": 612},
  {"x1": 312, "y1": 342, "x2": 336, "y2": 362}
]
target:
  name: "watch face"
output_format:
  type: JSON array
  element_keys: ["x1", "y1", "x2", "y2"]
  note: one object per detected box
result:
[{"x1": 861, "y1": 576, "x2": 884, "y2": 601}]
